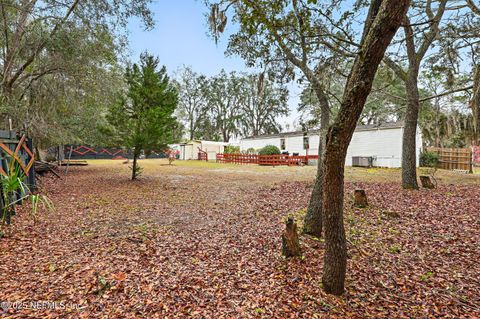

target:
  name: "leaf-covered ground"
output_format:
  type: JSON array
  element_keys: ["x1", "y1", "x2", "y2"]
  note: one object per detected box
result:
[{"x1": 0, "y1": 160, "x2": 479, "y2": 318}]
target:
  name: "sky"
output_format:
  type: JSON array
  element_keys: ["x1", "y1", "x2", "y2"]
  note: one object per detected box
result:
[{"x1": 127, "y1": 0, "x2": 302, "y2": 129}]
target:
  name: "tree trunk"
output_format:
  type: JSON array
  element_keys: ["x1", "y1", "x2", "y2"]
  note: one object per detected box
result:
[
  {"x1": 400, "y1": 0, "x2": 447, "y2": 187},
  {"x1": 320, "y1": 0, "x2": 410, "y2": 295},
  {"x1": 223, "y1": 130, "x2": 229, "y2": 143},
  {"x1": 303, "y1": 97, "x2": 329, "y2": 237},
  {"x1": 131, "y1": 150, "x2": 139, "y2": 180},
  {"x1": 471, "y1": 64, "x2": 480, "y2": 145},
  {"x1": 189, "y1": 122, "x2": 194, "y2": 141},
  {"x1": 402, "y1": 71, "x2": 420, "y2": 189},
  {"x1": 322, "y1": 141, "x2": 348, "y2": 295}
]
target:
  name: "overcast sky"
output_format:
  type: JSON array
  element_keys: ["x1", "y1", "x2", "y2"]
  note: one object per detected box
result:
[{"x1": 127, "y1": 0, "x2": 302, "y2": 130}]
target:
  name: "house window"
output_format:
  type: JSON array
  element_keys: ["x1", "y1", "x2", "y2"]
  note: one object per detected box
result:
[
  {"x1": 303, "y1": 136, "x2": 309, "y2": 150},
  {"x1": 280, "y1": 138, "x2": 286, "y2": 150}
]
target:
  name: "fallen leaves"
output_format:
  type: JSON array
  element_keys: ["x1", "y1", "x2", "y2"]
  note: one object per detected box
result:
[{"x1": 0, "y1": 161, "x2": 478, "y2": 318}]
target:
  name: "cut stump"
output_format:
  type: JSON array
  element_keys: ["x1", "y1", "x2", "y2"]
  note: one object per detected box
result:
[
  {"x1": 354, "y1": 189, "x2": 368, "y2": 208},
  {"x1": 281, "y1": 217, "x2": 301, "y2": 257},
  {"x1": 420, "y1": 175, "x2": 435, "y2": 189}
]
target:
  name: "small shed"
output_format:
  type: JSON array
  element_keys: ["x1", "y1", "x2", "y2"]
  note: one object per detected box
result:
[{"x1": 179, "y1": 140, "x2": 229, "y2": 161}]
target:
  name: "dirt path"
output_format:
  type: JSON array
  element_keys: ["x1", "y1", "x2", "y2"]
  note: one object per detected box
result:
[{"x1": 0, "y1": 160, "x2": 479, "y2": 318}]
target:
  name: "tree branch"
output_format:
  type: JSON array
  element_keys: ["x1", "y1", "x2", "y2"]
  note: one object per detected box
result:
[
  {"x1": 419, "y1": 85, "x2": 473, "y2": 102},
  {"x1": 6, "y1": 0, "x2": 80, "y2": 90},
  {"x1": 383, "y1": 56, "x2": 408, "y2": 82},
  {"x1": 466, "y1": 0, "x2": 480, "y2": 15},
  {"x1": 243, "y1": 0, "x2": 330, "y2": 110},
  {"x1": 415, "y1": 0, "x2": 447, "y2": 64}
]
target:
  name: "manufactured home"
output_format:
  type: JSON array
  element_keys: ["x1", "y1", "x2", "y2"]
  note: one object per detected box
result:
[
  {"x1": 240, "y1": 122, "x2": 422, "y2": 168},
  {"x1": 179, "y1": 140, "x2": 229, "y2": 161}
]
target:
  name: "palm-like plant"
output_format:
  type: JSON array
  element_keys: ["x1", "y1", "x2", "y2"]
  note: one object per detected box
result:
[
  {"x1": 1, "y1": 163, "x2": 25, "y2": 225},
  {"x1": 0, "y1": 157, "x2": 52, "y2": 229}
]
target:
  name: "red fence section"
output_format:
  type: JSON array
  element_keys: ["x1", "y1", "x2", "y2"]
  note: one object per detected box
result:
[
  {"x1": 216, "y1": 153, "x2": 318, "y2": 166},
  {"x1": 198, "y1": 149, "x2": 208, "y2": 161},
  {"x1": 216, "y1": 153, "x2": 258, "y2": 164}
]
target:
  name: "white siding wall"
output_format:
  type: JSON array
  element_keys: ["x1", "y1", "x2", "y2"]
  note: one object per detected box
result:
[
  {"x1": 240, "y1": 134, "x2": 320, "y2": 156},
  {"x1": 201, "y1": 142, "x2": 225, "y2": 161},
  {"x1": 345, "y1": 128, "x2": 402, "y2": 167},
  {"x1": 180, "y1": 141, "x2": 226, "y2": 161},
  {"x1": 283, "y1": 134, "x2": 320, "y2": 156},
  {"x1": 286, "y1": 135, "x2": 304, "y2": 154},
  {"x1": 240, "y1": 127, "x2": 421, "y2": 168},
  {"x1": 180, "y1": 142, "x2": 201, "y2": 160}
]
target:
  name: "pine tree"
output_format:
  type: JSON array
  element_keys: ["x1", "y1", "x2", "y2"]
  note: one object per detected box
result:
[{"x1": 107, "y1": 52, "x2": 180, "y2": 180}]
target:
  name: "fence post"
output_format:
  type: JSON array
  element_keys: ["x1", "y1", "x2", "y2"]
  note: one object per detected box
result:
[
  {"x1": 26, "y1": 137, "x2": 36, "y2": 190},
  {"x1": 469, "y1": 147, "x2": 473, "y2": 173}
]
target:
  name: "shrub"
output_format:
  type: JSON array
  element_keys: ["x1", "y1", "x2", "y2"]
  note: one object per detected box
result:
[
  {"x1": 224, "y1": 145, "x2": 240, "y2": 154},
  {"x1": 258, "y1": 145, "x2": 281, "y2": 155},
  {"x1": 1, "y1": 161, "x2": 52, "y2": 227},
  {"x1": 420, "y1": 151, "x2": 439, "y2": 167},
  {"x1": 246, "y1": 147, "x2": 256, "y2": 154}
]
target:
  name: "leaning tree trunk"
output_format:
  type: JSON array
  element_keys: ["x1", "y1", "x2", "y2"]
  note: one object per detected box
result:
[
  {"x1": 322, "y1": 135, "x2": 348, "y2": 295},
  {"x1": 303, "y1": 98, "x2": 329, "y2": 237},
  {"x1": 321, "y1": 0, "x2": 410, "y2": 295},
  {"x1": 402, "y1": 71, "x2": 420, "y2": 189}
]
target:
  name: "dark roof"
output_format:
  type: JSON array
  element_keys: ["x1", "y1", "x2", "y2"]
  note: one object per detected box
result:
[{"x1": 242, "y1": 122, "x2": 404, "y2": 140}]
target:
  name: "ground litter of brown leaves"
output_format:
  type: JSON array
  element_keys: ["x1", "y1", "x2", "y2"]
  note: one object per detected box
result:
[{"x1": 0, "y1": 160, "x2": 479, "y2": 318}]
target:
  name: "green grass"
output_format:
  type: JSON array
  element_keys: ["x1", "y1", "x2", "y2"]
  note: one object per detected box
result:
[{"x1": 82, "y1": 159, "x2": 480, "y2": 185}]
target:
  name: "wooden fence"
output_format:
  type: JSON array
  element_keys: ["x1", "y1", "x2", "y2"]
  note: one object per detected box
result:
[
  {"x1": 426, "y1": 147, "x2": 473, "y2": 172},
  {"x1": 216, "y1": 153, "x2": 318, "y2": 166}
]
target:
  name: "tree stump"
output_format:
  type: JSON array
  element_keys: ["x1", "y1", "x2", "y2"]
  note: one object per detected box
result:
[
  {"x1": 354, "y1": 189, "x2": 368, "y2": 208},
  {"x1": 419, "y1": 175, "x2": 435, "y2": 189},
  {"x1": 282, "y1": 217, "x2": 301, "y2": 257}
]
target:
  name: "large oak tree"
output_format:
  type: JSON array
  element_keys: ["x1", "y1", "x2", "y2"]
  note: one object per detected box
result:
[{"x1": 209, "y1": 0, "x2": 410, "y2": 295}]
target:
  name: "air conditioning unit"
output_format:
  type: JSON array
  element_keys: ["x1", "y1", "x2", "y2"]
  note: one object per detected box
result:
[{"x1": 352, "y1": 156, "x2": 374, "y2": 167}]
